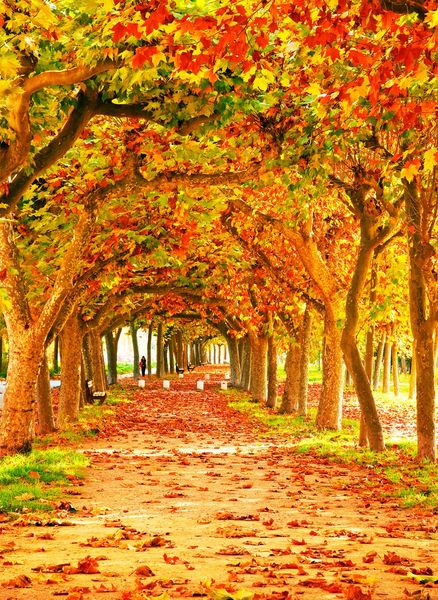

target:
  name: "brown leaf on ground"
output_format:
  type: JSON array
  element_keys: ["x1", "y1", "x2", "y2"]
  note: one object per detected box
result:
[
  {"x1": 134, "y1": 565, "x2": 155, "y2": 576},
  {"x1": 63, "y1": 555, "x2": 100, "y2": 574},
  {"x1": 344, "y1": 584, "x2": 373, "y2": 599},
  {"x1": 383, "y1": 551, "x2": 413, "y2": 565},
  {"x1": 1, "y1": 574, "x2": 32, "y2": 588},
  {"x1": 216, "y1": 525, "x2": 258, "y2": 538}
]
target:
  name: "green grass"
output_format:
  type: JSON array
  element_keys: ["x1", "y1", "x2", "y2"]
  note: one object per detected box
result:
[
  {"x1": 225, "y1": 387, "x2": 438, "y2": 510},
  {"x1": 0, "y1": 448, "x2": 88, "y2": 513}
]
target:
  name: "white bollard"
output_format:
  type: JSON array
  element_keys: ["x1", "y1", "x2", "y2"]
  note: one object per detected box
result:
[
  {"x1": 224, "y1": 373, "x2": 230, "y2": 380},
  {"x1": 204, "y1": 373, "x2": 210, "y2": 380},
  {"x1": 163, "y1": 380, "x2": 170, "y2": 389},
  {"x1": 178, "y1": 373, "x2": 184, "y2": 379},
  {"x1": 220, "y1": 381, "x2": 228, "y2": 390},
  {"x1": 138, "y1": 379, "x2": 145, "y2": 388},
  {"x1": 196, "y1": 380, "x2": 205, "y2": 391}
]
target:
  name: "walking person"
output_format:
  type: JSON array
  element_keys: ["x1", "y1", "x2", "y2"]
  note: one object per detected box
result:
[{"x1": 139, "y1": 355, "x2": 146, "y2": 377}]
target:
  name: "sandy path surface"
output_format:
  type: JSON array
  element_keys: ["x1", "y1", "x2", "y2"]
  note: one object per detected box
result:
[{"x1": 0, "y1": 372, "x2": 436, "y2": 599}]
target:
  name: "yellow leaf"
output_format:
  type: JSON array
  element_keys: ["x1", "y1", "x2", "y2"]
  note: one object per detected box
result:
[
  {"x1": 306, "y1": 82, "x2": 321, "y2": 96},
  {"x1": 425, "y1": 9, "x2": 438, "y2": 28},
  {"x1": 424, "y1": 148, "x2": 437, "y2": 173},
  {"x1": 401, "y1": 160, "x2": 420, "y2": 182}
]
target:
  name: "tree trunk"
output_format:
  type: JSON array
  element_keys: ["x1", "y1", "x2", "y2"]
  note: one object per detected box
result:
[
  {"x1": 409, "y1": 343, "x2": 417, "y2": 400},
  {"x1": 382, "y1": 340, "x2": 391, "y2": 393},
  {"x1": 405, "y1": 180, "x2": 436, "y2": 461},
  {"x1": 147, "y1": 321, "x2": 153, "y2": 375},
  {"x1": 163, "y1": 343, "x2": 169, "y2": 374},
  {"x1": 240, "y1": 337, "x2": 251, "y2": 391},
  {"x1": 392, "y1": 341, "x2": 399, "y2": 396},
  {"x1": 82, "y1": 334, "x2": 93, "y2": 388},
  {"x1": 53, "y1": 336, "x2": 59, "y2": 373},
  {"x1": 279, "y1": 340, "x2": 300, "y2": 414},
  {"x1": 105, "y1": 329, "x2": 118, "y2": 386},
  {"x1": 248, "y1": 330, "x2": 268, "y2": 403},
  {"x1": 169, "y1": 337, "x2": 175, "y2": 373},
  {"x1": 175, "y1": 330, "x2": 184, "y2": 368},
  {"x1": 340, "y1": 225, "x2": 385, "y2": 452},
  {"x1": 130, "y1": 321, "x2": 139, "y2": 380},
  {"x1": 227, "y1": 336, "x2": 241, "y2": 387},
  {"x1": 36, "y1": 350, "x2": 56, "y2": 435},
  {"x1": 316, "y1": 312, "x2": 343, "y2": 430},
  {"x1": 156, "y1": 321, "x2": 164, "y2": 378},
  {"x1": 266, "y1": 333, "x2": 277, "y2": 409},
  {"x1": 373, "y1": 333, "x2": 385, "y2": 390},
  {"x1": 88, "y1": 331, "x2": 107, "y2": 392},
  {"x1": 298, "y1": 306, "x2": 312, "y2": 416},
  {"x1": 0, "y1": 329, "x2": 44, "y2": 452},
  {"x1": 59, "y1": 313, "x2": 83, "y2": 425}
]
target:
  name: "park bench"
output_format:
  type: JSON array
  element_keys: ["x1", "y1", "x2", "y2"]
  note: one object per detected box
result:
[
  {"x1": 175, "y1": 364, "x2": 196, "y2": 374},
  {"x1": 85, "y1": 380, "x2": 107, "y2": 404}
]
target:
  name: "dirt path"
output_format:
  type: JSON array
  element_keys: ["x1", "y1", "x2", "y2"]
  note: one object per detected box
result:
[{"x1": 0, "y1": 370, "x2": 437, "y2": 599}]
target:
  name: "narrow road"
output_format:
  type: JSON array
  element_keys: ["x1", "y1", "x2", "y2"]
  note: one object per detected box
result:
[{"x1": 0, "y1": 370, "x2": 436, "y2": 599}]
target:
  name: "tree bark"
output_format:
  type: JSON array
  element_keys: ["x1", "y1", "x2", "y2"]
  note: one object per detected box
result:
[
  {"x1": 227, "y1": 336, "x2": 241, "y2": 387},
  {"x1": 240, "y1": 337, "x2": 251, "y2": 391},
  {"x1": 156, "y1": 321, "x2": 164, "y2": 378},
  {"x1": 248, "y1": 330, "x2": 268, "y2": 403},
  {"x1": 266, "y1": 333, "x2": 278, "y2": 409},
  {"x1": 298, "y1": 306, "x2": 312, "y2": 416},
  {"x1": 169, "y1": 336, "x2": 175, "y2": 373},
  {"x1": 279, "y1": 340, "x2": 300, "y2": 414},
  {"x1": 340, "y1": 218, "x2": 385, "y2": 452},
  {"x1": 105, "y1": 329, "x2": 118, "y2": 386},
  {"x1": 382, "y1": 339, "x2": 391, "y2": 393},
  {"x1": 409, "y1": 343, "x2": 417, "y2": 400},
  {"x1": 88, "y1": 331, "x2": 107, "y2": 392},
  {"x1": 405, "y1": 180, "x2": 436, "y2": 461},
  {"x1": 53, "y1": 336, "x2": 59, "y2": 373},
  {"x1": 36, "y1": 350, "x2": 56, "y2": 435},
  {"x1": 59, "y1": 313, "x2": 83, "y2": 425},
  {"x1": 392, "y1": 341, "x2": 399, "y2": 396},
  {"x1": 130, "y1": 321, "x2": 139, "y2": 380},
  {"x1": 373, "y1": 333, "x2": 386, "y2": 390},
  {"x1": 316, "y1": 312, "x2": 343, "y2": 430},
  {"x1": 147, "y1": 321, "x2": 153, "y2": 375}
]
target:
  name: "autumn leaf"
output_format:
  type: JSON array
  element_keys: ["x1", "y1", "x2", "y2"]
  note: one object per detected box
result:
[{"x1": 1, "y1": 574, "x2": 32, "y2": 588}]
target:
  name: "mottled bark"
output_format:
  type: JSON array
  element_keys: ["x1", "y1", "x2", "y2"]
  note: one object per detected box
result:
[
  {"x1": 36, "y1": 351, "x2": 56, "y2": 435},
  {"x1": 298, "y1": 306, "x2": 312, "y2": 416},
  {"x1": 405, "y1": 180, "x2": 436, "y2": 461},
  {"x1": 105, "y1": 330, "x2": 118, "y2": 386},
  {"x1": 59, "y1": 313, "x2": 83, "y2": 425},
  {"x1": 340, "y1": 218, "x2": 385, "y2": 452},
  {"x1": 279, "y1": 340, "x2": 300, "y2": 414},
  {"x1": 409, "y1": 344, "x2": 416, "y2": 400},
  {"x1": 382, "y1": 340, "x2": 391, "y2": 393},
  {"x1": 248, "y1": 330, "x2": 268, "y2": 403},
  {"x1": 156, "y1": 322, "x2": 164, "y2": 378},
  {"x1": 88, "y1": 331, "x2": 107, "y2": 392},
  {"x1": 227, "y1": 336, "x2": 241, "y2": 387},
  {"x1": 316, "y1": 313, "x2": 343, "y2": 430},
  {"x1": 147, "y1": 321, "x2": 153, "y2": 375},
  {"x1": 392, "y1": 341, "x2": 399, "y2": 396},
  {"x1": 373, "y1": 334, "x2": 385, "y2": 390},
  {"x1": 130, "y1": 322, "x2": 139, "y2": 380},
  {"x1": 53, "y1": 336, "x2": 59, "y2": 373},
  {"x1": 266, "y1": 333, "x2": 278, "y2": 409},
  {"x1": 240, "y1": 337, "x2": 251, "y2": 391}
]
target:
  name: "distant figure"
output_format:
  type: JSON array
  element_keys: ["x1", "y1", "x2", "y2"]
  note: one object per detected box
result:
[{"x1": 140, "y1": 356, "x2": 146, "y2": 377}]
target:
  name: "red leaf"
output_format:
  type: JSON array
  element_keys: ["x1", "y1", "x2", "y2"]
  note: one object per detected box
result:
[{"x1": 132, "y1": 46, "x2": 158, "y2": 69}]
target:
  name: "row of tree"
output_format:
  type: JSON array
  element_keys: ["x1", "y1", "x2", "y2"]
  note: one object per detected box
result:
[{"x1": 0, "y1": 0, "x2": 436, "y2": 458}]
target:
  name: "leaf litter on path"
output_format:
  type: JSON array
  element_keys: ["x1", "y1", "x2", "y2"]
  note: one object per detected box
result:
[{"x1": 0, "y1": 368, "x2": 436, "y2": 599}]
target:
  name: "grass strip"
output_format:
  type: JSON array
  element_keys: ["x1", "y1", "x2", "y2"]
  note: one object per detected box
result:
[{"x1": 225, "y1": 388, "x2": 437, "y2": 511}]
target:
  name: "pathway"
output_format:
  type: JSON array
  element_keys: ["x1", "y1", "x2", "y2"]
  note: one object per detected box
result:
[{"x1": 0, "y1": 369, "x2": 436, "y2": 599}]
